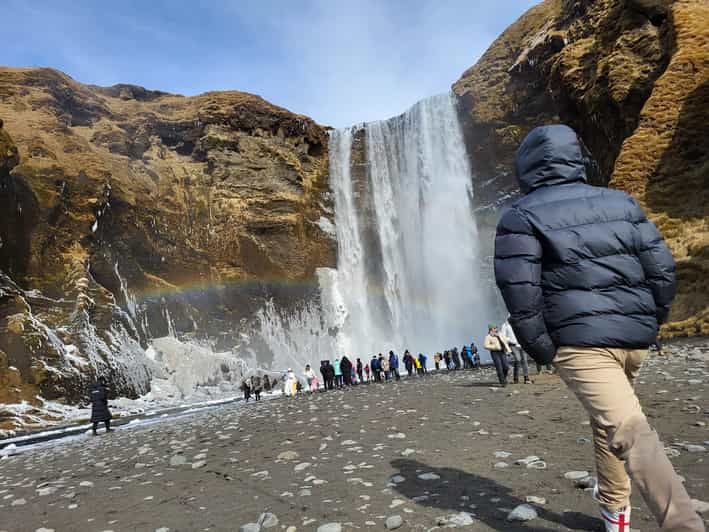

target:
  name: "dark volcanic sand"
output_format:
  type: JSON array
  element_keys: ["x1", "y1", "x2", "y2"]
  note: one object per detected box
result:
[{"x1": 1, "y1": 346, "x2": 707, "y2": 532}]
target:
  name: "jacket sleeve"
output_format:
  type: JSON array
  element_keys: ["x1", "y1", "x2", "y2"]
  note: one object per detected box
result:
[
  {"x1": 634, "y1": 206, "x2": 676, "y2": 324},
  {"x1": 494, "y1": 207, "x2": 556, "y2": 364}
]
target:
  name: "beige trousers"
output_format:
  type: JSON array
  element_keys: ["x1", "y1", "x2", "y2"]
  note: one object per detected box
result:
[{"x1": 554, "y1": 346, "x2": 705, "y2": 532}]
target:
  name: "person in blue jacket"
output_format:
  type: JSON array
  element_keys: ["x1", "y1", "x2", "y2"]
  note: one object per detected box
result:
[
  {"x1": 494, "y1": 124, "x2": 701, "y2": 532},
  {"x1": 417, "y1": 353, "x2": 427, "y2": 374},
  {"x1": 388, "y1": 351, "x2": 401, "y2": 381},
  {"x1": 333, "y1": 358, "x2": 343, "y2": 388},
  {"x1": 370, "y1": 355, "x2": 380, "y2": 383}
]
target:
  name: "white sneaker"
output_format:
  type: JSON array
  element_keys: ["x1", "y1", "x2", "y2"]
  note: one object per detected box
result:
[
  {"x1": 594, "y1": 483, "x2": 631, "y2": 532},
  {"x1": 598, "y1": 505, "x2": 631, "y2": 532}
]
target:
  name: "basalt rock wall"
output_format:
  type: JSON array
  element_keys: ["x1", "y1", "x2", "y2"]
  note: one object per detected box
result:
[
  {"x1": 0, "y1": 67, "x2": 336, "y2": 415},
  {"x1": 453, "y1": 0, "x2": 709, "y2": 337}
]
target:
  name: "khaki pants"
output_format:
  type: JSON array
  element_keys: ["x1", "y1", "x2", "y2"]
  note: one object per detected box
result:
[{"x1": 554, "y1": 346, "x2": 705, "y2": 532}]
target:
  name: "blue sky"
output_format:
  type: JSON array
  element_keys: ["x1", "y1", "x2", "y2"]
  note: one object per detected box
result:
[{"x1": 5, "y1": 0, "x2": 538, "y2": 127}]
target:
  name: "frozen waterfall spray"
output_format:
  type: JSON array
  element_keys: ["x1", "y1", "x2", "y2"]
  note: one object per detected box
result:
[{"x1": 257, "y1": 92, "x2": 489, "y2": 369}]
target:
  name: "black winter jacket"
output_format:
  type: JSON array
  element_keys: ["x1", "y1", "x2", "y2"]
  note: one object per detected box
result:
[
  {"x1": 90, "y1": 382, "x2": 112, "y2": 423},
  {"x1": 494, "y1": 125, "x2": 676, "y2": 365}
]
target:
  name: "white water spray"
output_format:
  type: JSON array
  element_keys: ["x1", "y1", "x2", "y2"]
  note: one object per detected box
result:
[{"x1": 257, "y1": 92, "x2": 489, "y2": 369}]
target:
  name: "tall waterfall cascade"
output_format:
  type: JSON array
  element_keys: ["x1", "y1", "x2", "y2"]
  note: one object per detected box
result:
[
  {"x1": 327, "y1": 91, "x2": 486, "y2": 356},
  {"x1": 257, "y1": 92, "x2": 491, "y2": 369}
]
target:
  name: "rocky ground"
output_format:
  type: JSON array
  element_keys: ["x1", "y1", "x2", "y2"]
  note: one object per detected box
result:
[{"x1": 0, "y1": 343, "x2": 707, "y2": 532}]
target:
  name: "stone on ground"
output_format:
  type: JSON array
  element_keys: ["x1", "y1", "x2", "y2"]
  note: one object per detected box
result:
[{"x1": 507, "y1": 504, "x2": 538, "y2": 521}]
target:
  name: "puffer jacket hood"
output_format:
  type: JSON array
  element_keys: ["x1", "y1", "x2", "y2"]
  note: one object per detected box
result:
[{"x1": 515, "y1": 124, "x2": 587, "y2": 194}]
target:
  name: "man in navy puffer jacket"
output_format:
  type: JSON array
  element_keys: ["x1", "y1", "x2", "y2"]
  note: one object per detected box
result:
[{"x1": 494, "y1": 125, "x2": 703, "y2": 532}]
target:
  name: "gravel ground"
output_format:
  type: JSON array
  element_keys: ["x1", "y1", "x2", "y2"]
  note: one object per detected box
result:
[{"x1": 0, "y1": 344, "x2": 707, "y2": 532}]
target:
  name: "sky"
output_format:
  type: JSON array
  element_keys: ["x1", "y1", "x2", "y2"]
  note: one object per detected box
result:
[{"x1": 4, "y1": 0, "x2": 538, "y2": 127}]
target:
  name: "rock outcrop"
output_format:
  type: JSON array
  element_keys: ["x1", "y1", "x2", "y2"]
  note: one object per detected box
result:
[
  {"x1": 0, "y1": 67, "x2": 335, "y2": 426},
  {"x1": 453, "y1": 0, "x2": 709, "y2": 336}
]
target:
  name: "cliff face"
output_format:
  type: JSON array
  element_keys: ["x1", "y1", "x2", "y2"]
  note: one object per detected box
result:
[
  {"x1": 453, "y1": 0, "x2": 709, "y2": 336},
  {"x1": 0, "y1": 67, "x2": 335, "y2": 422}
]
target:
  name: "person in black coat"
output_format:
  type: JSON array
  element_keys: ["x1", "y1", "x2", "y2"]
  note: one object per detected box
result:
[
  {"x1": 494, "y1": 124, "x2": 701, "y2": 531},
  {"x1": 356, "y1": 358, "x2": 364, "y2": 383},
  {"x1": 90, "y1": 377, "x2": 112, "y2": 435},
  {"x1": 340, "y1": 356, "x2": 353, "y2": 386}
]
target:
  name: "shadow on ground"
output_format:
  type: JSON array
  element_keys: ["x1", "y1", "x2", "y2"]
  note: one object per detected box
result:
[{"x1": 390, "y1": 459, "x2": 602, "y2": 531}]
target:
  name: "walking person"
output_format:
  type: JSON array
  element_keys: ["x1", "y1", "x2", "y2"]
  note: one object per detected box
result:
[
  {"x1": 371, "y1": 355, "x2": 380, "y2": 382},
  {"x1": 403, "y1": 350, "x2": 414, "y2": 377},
  {"x1": 413, "y1": 354, "x2": 422, "y2": 376},
  {"x1": 90, "y1": 377, "x2": 113, "y2": 435},
  {"x1": 304, "y1": 364, "x2": 318, "y2": 393},
  {"x1": 341, "y1": 356, "x2": 353, "y2": 386},
  {"x1": 484, "y1": 325, "x2": 510, "y2": 386},
  {"x1": 241, "y1": 378, "x2": 252, "y2": 402},
  {"x1": 356, "y1": 358, "x2": 364, "y2": 384},
  {"x1": 418, "y1": 353, "x2": 428, "y2": 374},
  {"x1": 501, "y1": 318, "x2": 530, "y2": 384},
  {"x1": 494, "y1": 124, "x2": 704, "y2": 532},
  {"x1": 380, "y1": 354, "x2": 390, "y2": 382},
  {"x1": 470, "y1": 342, "x2": 480, "y2": 369},
  {"x1": 452, "y1": 348, "x2": 461, "y2": 370},
  {"x1": 320, "y1": 360, "x2": 332, "y2": 390},
  {"x1": 333, "y1": 358, "x2": 343, "y2": 388},
  {"x1": 389, "y1": 351, "x2": 401, "y2": 381},
  {"x1": 251, "y1": 374, "x2": 263, "y2": 401}
]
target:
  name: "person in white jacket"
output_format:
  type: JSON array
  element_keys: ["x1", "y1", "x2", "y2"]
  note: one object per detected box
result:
[
  {"x1": 501, "y1": 317, "x2": 531, "y2": 384},
  {"x1": 484, "y1": 325, "x2": 511, "y2": 386}
]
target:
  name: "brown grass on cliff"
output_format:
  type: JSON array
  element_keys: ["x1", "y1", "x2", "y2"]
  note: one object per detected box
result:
[{"x1": 611, "y1": 0, "x2": 709, "y2": 337}]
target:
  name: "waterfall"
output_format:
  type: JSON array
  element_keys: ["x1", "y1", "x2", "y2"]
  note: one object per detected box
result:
[
  {"x1": 326, "y1": 92, "x2": 487, "y2": 356},
  {"x1": 256, "y1": 91, "x2": 491, "y2": 370}
]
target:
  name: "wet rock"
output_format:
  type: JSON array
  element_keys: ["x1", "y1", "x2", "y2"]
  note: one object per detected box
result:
[
  {"x1": 390, "y1": 475, "x2": 406, "y2": 484},
  {"x1": 385, "y1": 515, "x2": 403, "y2": 529},
  {"x1": 444, "y1": 512, "x2": 475, "y2": 526},
  {"x1": 277, "y1": 451, "x2": 299, "y2": 461},
  {"x1": 527, "y1": 460, "x2": 547, "y2": 469},
  {"x1": 507, "y1": 504, "x2": 538, "y2": 521},
  {"x1": 515, "y1": 455, "x2": 539, "y2": 466},
  {"x1": 259, "y1": 512, "x2": 279, "y2": 528},
  {"x1": 682, "y1": 444, "x2": 706, "y2": 453},
  {"x1": 317, "y1": 524, "x2": 342, "y2": 532},
  {"x1": 417, "y1": 472, "x2": 440, "y2": 480},
  {"x1": 169, "y1": 455, "x2": 187, "y2": 466},
  {"x1": 564, "y1": 470, "x2": 590, "y2": 480}
]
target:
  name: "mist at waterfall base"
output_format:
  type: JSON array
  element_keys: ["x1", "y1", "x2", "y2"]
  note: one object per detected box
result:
[{"x1": 258, "y1": 92, "x2": 497, "y2": 370}]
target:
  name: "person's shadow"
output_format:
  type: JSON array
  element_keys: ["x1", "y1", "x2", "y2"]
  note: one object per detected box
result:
[{"x1": 390, "y1": 459, "x2": 602, "y2": 531}]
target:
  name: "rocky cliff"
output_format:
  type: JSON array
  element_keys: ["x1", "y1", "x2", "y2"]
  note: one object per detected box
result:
[
  {"x1": 453, "y1": 0, "x2": 709, "y2": 337},
  {"x1": 0, "y1": 67, "x2": 335, "y2": 427}
]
